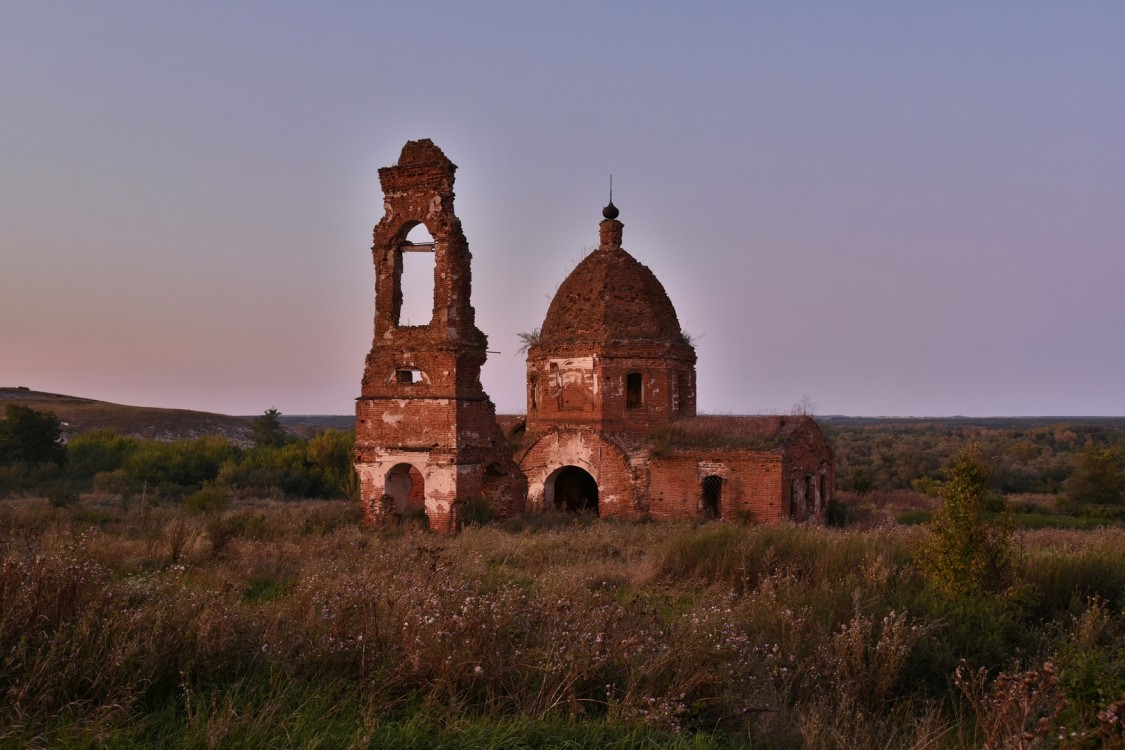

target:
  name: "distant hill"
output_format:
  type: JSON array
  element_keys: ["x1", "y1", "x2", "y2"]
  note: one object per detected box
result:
[
  {"x1": 275, "y1": 414, "x2": 355, "y2": 438},
  {"x1": 0, "y1": 388, "x2": 256, "y2": 445}
]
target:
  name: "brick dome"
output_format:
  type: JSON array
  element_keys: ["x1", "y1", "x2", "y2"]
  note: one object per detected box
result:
[{"x1": 539, "y1": 219, "x2": 686, "y2": 346}]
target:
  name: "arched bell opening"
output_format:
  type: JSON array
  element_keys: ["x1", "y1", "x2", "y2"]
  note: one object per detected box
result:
[
  {"x1": 545, "y1": 465, "x2": 599, "y2": 514},
  {"x1": 394, "y1": 223, "x2": 437, "y2": 327}
]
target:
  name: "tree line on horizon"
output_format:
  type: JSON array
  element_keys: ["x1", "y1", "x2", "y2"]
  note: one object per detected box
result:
[
  {"x1": 827, "y1": 419, "x2": 1125, "y2": 519},
  {"x1": 1, "y1": 404, "x2": 1124, "y2": 520},
  {"x1": 0, "y1": 405, "x2": 357, "y2": 509}
]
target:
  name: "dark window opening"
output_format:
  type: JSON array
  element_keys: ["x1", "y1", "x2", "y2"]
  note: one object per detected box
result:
[
  {"x1": 702, "y1": 475, "x2": 722, "y2": 519},
  {"x1": 396, "y1": 368, "x2": 424, "y2": 384},
  {"x1": 806, "y1": 475, "x2": 816, "y2": 517},
  {"x1": 552, "y1": 466, "x2": 599, "y2": 513},
  {"x1": 626, "y1": 372, "x2": 643, "y2": 409},
  {"x1": 790, "y1": 477, "x2": 799, "y2": 518}
]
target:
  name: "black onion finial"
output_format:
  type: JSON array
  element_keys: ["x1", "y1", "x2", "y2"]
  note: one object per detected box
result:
[{"x1": 602, "y1": 174, "x2": 619, "y2": 219}]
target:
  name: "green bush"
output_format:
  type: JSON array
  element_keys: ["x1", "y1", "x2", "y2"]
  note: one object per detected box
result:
[
  {"x1": 67, "y1": 430, "x2": 138, "y2": 479},
  {"x1": 124, "y1": 436, "x2": 239, "y2": 488},
  {"x1": 459, "y1": 497, "x2": 494, "y2": 527},
  {"x1": 919, "y1": 444, "x2": 1013, "y2": 597},
  {"x1": 184, "y1": 484, "x2": 229, "y2": 515},
  {"x1": 219, "y1": 442, "x2": 317, "y2": 498},
  {"x1": 92, "y1": 469, "x2": 141, "y2": 498},
  {"x1": 911, "y1": 476, "x2": 942, "y2": 497},
  {"x1": 905, "y1": 588, "x2": 1032, "y2": 690},
  {"x1": 1052, "y1": 597, "x2": 1125, "y2": 730},
  {"x1": 306, "y1": 429, "x2": 358, "y2": 499}
]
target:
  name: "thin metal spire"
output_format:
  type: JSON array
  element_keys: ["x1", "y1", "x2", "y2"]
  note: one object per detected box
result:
[{"x1": 602, "y1": 175, "x2": 619, "y2": 220}]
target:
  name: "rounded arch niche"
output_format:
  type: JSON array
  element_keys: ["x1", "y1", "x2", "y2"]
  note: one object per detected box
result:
[
  {"x1": 385, "y1": 463, "x2": 425, "y2": 516},
  {"x1": 545, "y1": 465, "x2": 599, "y2": 513}
]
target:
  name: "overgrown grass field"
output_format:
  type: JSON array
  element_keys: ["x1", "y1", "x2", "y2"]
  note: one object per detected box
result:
[{"x1": 1, "y1": 497, "x2": 1122, "y2": 748}]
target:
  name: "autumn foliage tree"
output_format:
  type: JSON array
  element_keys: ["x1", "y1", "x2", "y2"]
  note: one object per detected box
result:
[{"x1": 1062, "y1": 445, "x2": 1125, "y2": 512}]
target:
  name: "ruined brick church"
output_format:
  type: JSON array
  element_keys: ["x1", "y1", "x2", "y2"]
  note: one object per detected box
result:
[{"x1": 355, "y1": 140, "x2": 834, "y2": 532}]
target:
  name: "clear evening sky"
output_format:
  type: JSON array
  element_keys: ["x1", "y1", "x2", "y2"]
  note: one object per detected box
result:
[{"x1": 2, "y1": 2, "x2": 1123, "y2": 417}]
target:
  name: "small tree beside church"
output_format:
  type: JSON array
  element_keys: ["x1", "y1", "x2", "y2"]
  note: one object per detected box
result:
[{"x1": 920, "y1": 443, "x2": 1012, "y2": 597}]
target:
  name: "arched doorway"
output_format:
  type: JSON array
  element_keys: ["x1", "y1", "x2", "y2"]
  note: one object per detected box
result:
[
  {"x1": 385, "y1": 463, "x2": 425, "y2": 517},
  {"x1": 546, "y1": 465, "x2": 599, "y2": 513},
  {"x1": 701, "y1": 475, "x2": 723, "y2": 519}
]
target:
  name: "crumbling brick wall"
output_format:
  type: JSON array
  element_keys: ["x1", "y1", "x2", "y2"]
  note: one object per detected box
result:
[
  {"x1": 647, "y1": 451, "x2": 786, "y2": 522},
  {"x1": 354, "y1": 140, "x2": 525, "y2": 532},
  {"x1": 525, "y1": 217, "x2": 696, "y2": 436}
]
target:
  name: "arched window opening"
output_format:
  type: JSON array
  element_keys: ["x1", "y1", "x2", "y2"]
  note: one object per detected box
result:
[
  {"x1": 385, "y1": 463, "x2": 426, "y2": 521},
  {"x1": 789, "y1": 477, "x2": 799, "y2": 519},
  {"x1": 397, "y1": 224, "x2": 436, "y2": 327},
  {"x1": 547, "y1": 465, "x2": 599, "y2": 514},
  {"x1": 701, "y1": 475, "x2": 723, "y2": 519},
  {"x1": 626, "y1": 372, "x2": 643, "y2": 409},
  {"x1": 819, "y1": 474, "x2": 828, "y2": 508},
  {"x1": 806, "y1": 474, "x2": 817, "y2": 517}
]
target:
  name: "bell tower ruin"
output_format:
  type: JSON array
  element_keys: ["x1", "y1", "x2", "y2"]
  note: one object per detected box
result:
[{"x1": 354, "y1": 139, "x2": 523, "y2": 532}]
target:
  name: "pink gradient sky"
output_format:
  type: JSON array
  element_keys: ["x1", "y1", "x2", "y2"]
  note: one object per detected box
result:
[{"x1": 3, "y1": 2, "x2": 1123, "y2": 417}]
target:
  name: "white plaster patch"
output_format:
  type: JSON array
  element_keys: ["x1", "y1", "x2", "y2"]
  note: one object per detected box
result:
[{"x1": 550, "y1": 356, "x2": 594, "y2": 370}]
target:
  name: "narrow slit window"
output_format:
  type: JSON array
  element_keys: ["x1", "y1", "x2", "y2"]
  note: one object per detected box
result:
[{"x1": 626, "y1": 372, "x2": 643, "y2": 409}]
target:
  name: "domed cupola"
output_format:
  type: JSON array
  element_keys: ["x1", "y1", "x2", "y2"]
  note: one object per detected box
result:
[
  {"x1": 525, "y1": 205, "x2": 697, "y2": 434},
  {"x1": 539, "y1": 216, "x2": 689, "y2": 349}
]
